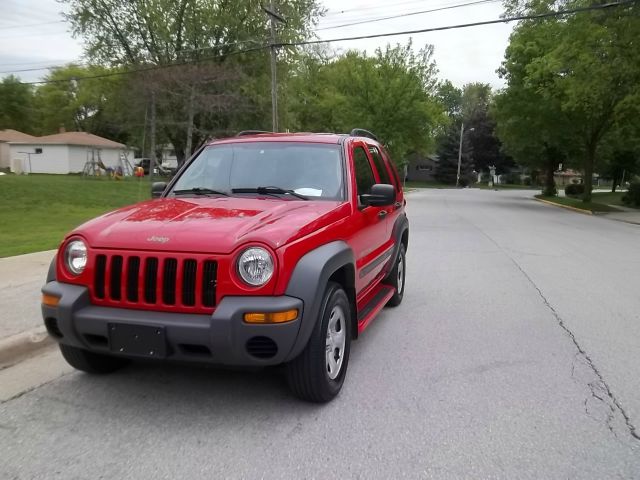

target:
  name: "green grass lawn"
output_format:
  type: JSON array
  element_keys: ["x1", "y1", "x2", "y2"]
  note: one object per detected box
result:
[
  {"x1": 0, "y1": 175, "x2": 151, "y2": 257},
  {"x1": 590, "y1": 191, "x2": 634, "y2": 208},
  {"x1": 536, "y1": 194, "x2": 622, "y2": 213}
]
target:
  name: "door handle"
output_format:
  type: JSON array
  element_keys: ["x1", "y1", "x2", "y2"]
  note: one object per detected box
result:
[{"x1": 378, "y1": 210, "x2": 388, "y2": 219}]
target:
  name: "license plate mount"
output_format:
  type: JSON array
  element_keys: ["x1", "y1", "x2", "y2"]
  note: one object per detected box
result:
[{"x1": 108, "y1": 323, "x2": 167, "y2": 358}]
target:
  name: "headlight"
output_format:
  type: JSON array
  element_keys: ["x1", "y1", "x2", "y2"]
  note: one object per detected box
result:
[
  {"x1": 64, "y1": 240, "x2": 88, "y2": 275},
  {"x1": 237, "y1": 247, "x2": 274, "y2": 286}
]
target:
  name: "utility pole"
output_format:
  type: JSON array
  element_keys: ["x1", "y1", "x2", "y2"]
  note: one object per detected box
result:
[
  {"x1": 263, "y1": 3, "x2": 286, "y2": 133},
  {"x1": 456, "y1": 123, "x2": 474, "y2": 187},
  {"x1": 456, "y1": 122, "x2": 464, "y2": 188},
  {"x1": 149, "y1": 90, "x2": 157, "y2": 181}
]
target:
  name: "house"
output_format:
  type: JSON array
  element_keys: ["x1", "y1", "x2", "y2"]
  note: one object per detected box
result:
[
  {"x1": 0, "y1": 129, "x2": 132, "y2": 174},
  {"x1": 405, "y1": 152, "x2": 439, "y2": 182},
  {"x1": 0, "y1": 129, "x2": 37, "y2": 170}
]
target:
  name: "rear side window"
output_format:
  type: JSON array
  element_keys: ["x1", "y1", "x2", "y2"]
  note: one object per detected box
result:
[
  {"x1": 368, "y1": 145, "x2": 392, "y2": 185},
  {"x1": 353, "y1": 146, "x2": 376, "y2": 196}
]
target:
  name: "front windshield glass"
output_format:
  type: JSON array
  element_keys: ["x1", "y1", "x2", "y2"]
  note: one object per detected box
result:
[{"x1": 171, "y1": 142, "x2": 344, "y2": 200}]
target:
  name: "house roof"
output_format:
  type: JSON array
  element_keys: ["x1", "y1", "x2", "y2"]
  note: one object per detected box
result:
[
  {"x1": 34, "y1": 132, "x2": 125, "y2": 148},
  {"x1": 0, "y1": 129, "x2": 37, "y2": 142}
]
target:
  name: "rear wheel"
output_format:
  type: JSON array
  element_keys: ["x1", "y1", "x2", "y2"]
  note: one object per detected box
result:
[
  {"x1": 385, "y1": 244, "x2": 406, "y2": 307},
  {"x1": 59, "y1": 344, "x2": 129, "y2": 374},
  {"x1": 286, "y1": 282, "x2": 351, "y2": 403}
]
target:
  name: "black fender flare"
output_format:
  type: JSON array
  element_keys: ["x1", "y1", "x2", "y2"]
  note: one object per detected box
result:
[
  {"x1": 284, "y1": 241, "x2": 355, "y2": 361},
  {"x1": 46, "y1": 254, "x2": 57, "y2": 283},
  {"x1": 383, "y1": 213, "x2": 409, "y2": 279}
]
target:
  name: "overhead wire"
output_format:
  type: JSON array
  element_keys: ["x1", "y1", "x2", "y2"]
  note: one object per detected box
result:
[
  {"x1": 10, "y1": 0, "x2": 636, "y2": 86},
  {"x1": 316, "y1": 0, "x2": 502, "y2": 31}
]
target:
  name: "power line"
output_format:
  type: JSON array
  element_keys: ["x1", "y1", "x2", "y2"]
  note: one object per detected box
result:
[
  {"x1": 285, "y1": 0, "x2": 637, "y2": 47},
  {"x1": 0, "y1": 20, "x2": 65, "y2": 31},
  {"x1": 323, "y1": 0, "x2": 437, "y2": 17},
  {"x1": 316, "y1": 0, "x2": 501, "y2": 31},
  {"x1": 12, "y1": 0, "x2": 636, "y2": 86},
  {"x1": 18, "y1": 45, "x2": 269, "y2": 85}
]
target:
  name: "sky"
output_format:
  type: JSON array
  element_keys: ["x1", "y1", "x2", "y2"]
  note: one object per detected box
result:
[{"x1": 0, "y1": 0, "x2": 513, "y2": 88}]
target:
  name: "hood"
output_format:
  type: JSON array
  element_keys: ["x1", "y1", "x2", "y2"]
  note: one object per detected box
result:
[{"x1": 73, "y1": 196, "x2": 348, "y2": 254}]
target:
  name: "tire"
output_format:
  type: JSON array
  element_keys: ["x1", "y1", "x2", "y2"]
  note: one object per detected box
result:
[
  {"x1": 59, "y1": 344, "x2": 129, "y2": 374},
  {"x1": 286, "y1": 282, "x2": 351, "y2": 403},
  {"x1": 385, "y1": 244, "x2": 406, "y2": 307}
]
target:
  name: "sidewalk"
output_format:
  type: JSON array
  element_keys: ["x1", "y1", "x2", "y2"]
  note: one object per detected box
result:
[
  {"x1": 599, "y1": 210, "x2": 640, "y2": 225},
  {"x1": 0, "y1": 250, "x2": 57, "y2": 368}
]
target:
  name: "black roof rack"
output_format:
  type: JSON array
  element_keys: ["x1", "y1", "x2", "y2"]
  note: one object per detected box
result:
[
  {"x1": 349, "y1": 128, "x2": 379, "y2": 142},
  {"x1": 236, "y1": 130, "x2": 271, "y2": 136}
]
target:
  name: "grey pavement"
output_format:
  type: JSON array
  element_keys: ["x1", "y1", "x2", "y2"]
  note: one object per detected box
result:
[
  {"x1": 0, "y1": 250, "x2": 55, "y2": 339},
  {"x1": 1, "y1": 189, "x2": 639, "y2": 479}
]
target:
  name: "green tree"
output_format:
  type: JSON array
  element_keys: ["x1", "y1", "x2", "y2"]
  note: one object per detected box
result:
[
  {"x1": 0, "y1": 75, "x2": 35, "y2": 133},
  {"x1": 435, "y1": 80, "x2": 462, "y2": 119},
  {"x1": 496, "y1": 0, "x2": 640, "y2": 201},
  {"x1": 33, "y1": 64, "x2": 128, "y2": 141},
  {"x1": 62, "y1": 0, "x2": 323, "y2": 161},
  {"x1": 288, "y1": 42, "x2": 446, "y2": 165}
]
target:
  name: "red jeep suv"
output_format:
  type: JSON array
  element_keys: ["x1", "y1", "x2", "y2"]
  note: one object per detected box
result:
[{"x1": 41, "y1": 129, "x2": 409, "y2": 402}]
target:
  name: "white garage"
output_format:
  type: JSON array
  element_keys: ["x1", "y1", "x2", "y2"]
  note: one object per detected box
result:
[{"x1": 1, "y1": 130, "x2": 132, "y2": 174}]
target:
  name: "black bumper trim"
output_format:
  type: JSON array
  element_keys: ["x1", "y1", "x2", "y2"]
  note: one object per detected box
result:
[{"x1": 42, "y1": 281, "x2": 304, "y2": 366}]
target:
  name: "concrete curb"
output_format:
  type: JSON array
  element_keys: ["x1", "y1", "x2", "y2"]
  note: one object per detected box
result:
[
  {"x1": 534, "y1": 197, "x2": 593, "y2": 215},
  {"x1": 0, "y1": 327, "x2": 54, "y2": 370}
]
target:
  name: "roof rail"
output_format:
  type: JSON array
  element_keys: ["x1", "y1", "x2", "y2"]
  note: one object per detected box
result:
[
  {"x1": 349, "y1": 128, "x2": 379, "y2": 142},
  {"x1": 236, "y1": 130, "x2": 271, "y2": 137}
]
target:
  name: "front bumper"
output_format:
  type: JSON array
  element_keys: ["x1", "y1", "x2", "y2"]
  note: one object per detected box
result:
[{"x1": 41, "y1": 281, "x2": 304, "y2": 366}]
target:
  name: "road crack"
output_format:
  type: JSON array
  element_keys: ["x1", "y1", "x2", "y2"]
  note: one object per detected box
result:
[{"x1": 463, "y1": 215, "x2": 640, "y2": 442}]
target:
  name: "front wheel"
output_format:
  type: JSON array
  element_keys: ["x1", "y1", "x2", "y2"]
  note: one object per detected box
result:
[
  {"x1": 59, "y1": 344, "x2": 129, "y2": 374},
  {"x1": 385, "y1": 244, "x2": 406, "y2": 307},
  {"x1": 286, "y1": 282, "x2": 351, "y2": 403}
]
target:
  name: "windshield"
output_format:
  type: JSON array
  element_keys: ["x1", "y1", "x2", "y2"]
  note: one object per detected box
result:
[{"x1": 170, "y1": 142, "x2": 344, "y2": 200}]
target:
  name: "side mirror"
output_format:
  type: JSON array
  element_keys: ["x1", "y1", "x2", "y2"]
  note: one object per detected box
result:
[
  {"x1": 360, "y1": 184, "x2": 395, "y2": 207},
  {"x1": 151, "y1": 182, "x2": 167, "y2": 198}
]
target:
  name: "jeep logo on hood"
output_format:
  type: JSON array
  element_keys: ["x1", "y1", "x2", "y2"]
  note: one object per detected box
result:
[{"x1": 147, "y1": 235, "x2": 170, "y2": 243}]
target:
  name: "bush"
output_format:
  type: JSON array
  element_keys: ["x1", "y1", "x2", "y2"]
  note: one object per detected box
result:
[
  {"x1": 565, "y1": 183, "x2": 586, "y2": 197},
  {"x1": 523, "y1": 176, "x2": 532, "y2": 186},
  {"x1": 623, "y1": 182, "x2": 640, "y2": 207}
]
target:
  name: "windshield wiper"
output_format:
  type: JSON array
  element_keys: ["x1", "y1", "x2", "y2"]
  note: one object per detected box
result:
[
  {"x1": 232, "y1": 186, "x2": 308, "y2": 200},
  {"x1": 173, "y1": 187, "x2": 229, "y2": 197}
]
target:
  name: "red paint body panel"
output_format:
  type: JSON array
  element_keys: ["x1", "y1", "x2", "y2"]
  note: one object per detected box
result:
[{"x1": 56, "y1": 133, "x2": 406, "y2": 328}]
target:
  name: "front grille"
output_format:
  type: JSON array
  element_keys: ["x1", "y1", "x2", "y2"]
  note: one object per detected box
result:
[{"x1": 93, "y1": 254, "x2": 217, "y2": 311}]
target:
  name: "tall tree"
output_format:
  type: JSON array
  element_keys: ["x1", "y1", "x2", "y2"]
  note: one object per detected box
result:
[
  {"x1": 288, "y1": 42, "x2": 446, "y2": 165},
  {"x1": 496, "y1": 0, "x2": 640, "y2": 201},
  {"x1": 62, "y1": 0, "x2": 323, "y2": 160},
  {"x1": 0, "y1": 76, "x2": 35, "y2": 133},
  {"x1": 33, "y1": 64, "x2": 128, "y2": 140}
]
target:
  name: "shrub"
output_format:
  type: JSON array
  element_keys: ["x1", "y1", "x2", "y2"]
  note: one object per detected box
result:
[
  {"x1": 523, "y1": 176, "x2": 532, "y2": 186},
  {"x1": 623, "y1": 182, "x2": 640, "y2": 207},
  {"x1": 565, "y1": 183, "x2": 585, "y2": 197}
]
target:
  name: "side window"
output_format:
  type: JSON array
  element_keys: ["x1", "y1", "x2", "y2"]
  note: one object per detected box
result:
[
  {"x1": 368, "y1": 145, "x2": 392, "y2": 185},
  {"x1": 353, "y1": 146, "x2": 376, "y2": 196}
]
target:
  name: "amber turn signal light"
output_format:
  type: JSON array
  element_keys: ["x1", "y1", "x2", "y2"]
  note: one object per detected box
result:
[
  {"x1": 42, "y1": 294, "x2": 61, "y2": 307},
  {"x1": 244, "y1": 309, "x2": 298, "y2": 324}
]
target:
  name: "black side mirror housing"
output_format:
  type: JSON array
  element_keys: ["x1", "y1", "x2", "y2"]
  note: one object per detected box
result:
[
  {"x1": 360, "y1": 183, "x2": 395, "y2": 207},
  {"x1": 151, "y1": 182, "x2": 167, "y2": 198}
]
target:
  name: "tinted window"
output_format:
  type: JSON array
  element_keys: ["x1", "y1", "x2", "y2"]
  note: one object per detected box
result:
[
  {"x1": 353, "y1": 146, "x2": 376, "y2": 196},
  {"x1": 368, "y1": 145, "x2": 392, "y2": 185},
  {"x1": 171, "y1": 143, "x2": 344, "y2": 200}
]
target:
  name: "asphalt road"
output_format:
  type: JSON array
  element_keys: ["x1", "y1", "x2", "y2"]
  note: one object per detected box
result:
[{"x1": 2, "y1": 189, "x2": 640, "y2": 479}]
